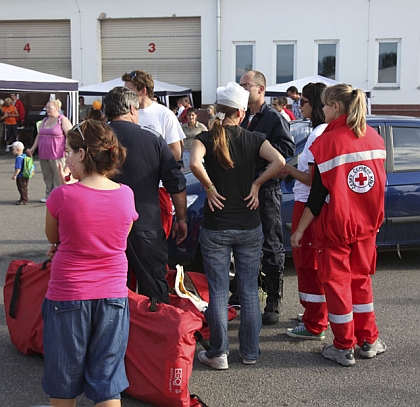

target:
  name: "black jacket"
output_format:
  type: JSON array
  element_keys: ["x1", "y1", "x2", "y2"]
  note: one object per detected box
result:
[{"x1": 241, "y1": 102, "x2": 295, "y2": 188}]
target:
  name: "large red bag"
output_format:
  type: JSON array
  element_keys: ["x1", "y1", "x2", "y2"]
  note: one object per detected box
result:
[
  {"x1": 3, "y1": 259, "x2": 51, "y2": 355},
  {"x1": 125, "y1": 291, "x2": 206, "y2": 407},
  {"x1": 166, "y1": 267, "x2": 237, "y2": 340}
]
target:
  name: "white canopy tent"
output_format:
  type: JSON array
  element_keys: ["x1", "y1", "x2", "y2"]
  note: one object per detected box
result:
[
  {"x1": 79, "y1": 77, "x2": 193, "y2": 107},
  {"x1": 265, "y1": 75, "x2": 371, "y2": 114},
  {"x1": 0, "y1": 63, "x2": 79, "y2": 122}
]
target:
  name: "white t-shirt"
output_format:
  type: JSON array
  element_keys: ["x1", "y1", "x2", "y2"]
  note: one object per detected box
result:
[
  {"x1": 280, "y1": 110, "x2": 291, "y2": 122},
  {"x1": 137, "y1": 101, "x2": 185, "y2": 145},
  {"x1": 293, "y1": 123, "x2": 328, "y2": 202},
  {"x1": 177, "y1": 105, "x2": 185, "y2": 118}
]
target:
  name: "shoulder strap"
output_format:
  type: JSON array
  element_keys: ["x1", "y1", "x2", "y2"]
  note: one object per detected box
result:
[
  {"x1": 8, "y1": 259, "x2": 51, "y2": 319},
  {"x1": 9, "y1": 264, "x2": 26, "y2": 319}
]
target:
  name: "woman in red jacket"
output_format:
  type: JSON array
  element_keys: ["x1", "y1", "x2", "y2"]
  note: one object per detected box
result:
[{"x1": 291, "y1": 83, "x2": 387, "y2": 366}]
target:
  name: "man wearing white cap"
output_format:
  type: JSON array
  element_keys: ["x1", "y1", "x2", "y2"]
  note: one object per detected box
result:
[
  {"x1": 190, "y1": 82, "x2": 285, "y2": 369},
  {"x1": 239, "y1": 70, "x2": 295, "y2": 325}
]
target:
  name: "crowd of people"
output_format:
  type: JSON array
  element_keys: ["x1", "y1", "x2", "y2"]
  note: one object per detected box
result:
[{"x1": 2, "y1": 69, "x2": 388, "y2": 403}]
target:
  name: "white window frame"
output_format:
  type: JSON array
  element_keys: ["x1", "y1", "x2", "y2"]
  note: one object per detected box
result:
[
  {"x1": 273, "y1": 41, "x2": 296, "y2": 84},
  {"x1": 315, "y1": 40, "x2": 339, "y2": 80},
  {"x1": 233, "y1": 42, "x2": 255, "y2": 83},
  {"x1": 375, "y1": 39, "x2": 401, "y2": 88}
]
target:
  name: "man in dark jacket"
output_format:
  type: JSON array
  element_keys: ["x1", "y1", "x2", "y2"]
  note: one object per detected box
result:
[
  {"x1": 104, "y1": 86, "x2": 187, "y2": 304},
  {"x1": 239, "y1": 70, "x2": 295, "y2": 325}
]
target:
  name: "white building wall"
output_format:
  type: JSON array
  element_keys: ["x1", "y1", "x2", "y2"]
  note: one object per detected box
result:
[{"x1": 1, "y1": 0, "x2": 419, "y2": 107}]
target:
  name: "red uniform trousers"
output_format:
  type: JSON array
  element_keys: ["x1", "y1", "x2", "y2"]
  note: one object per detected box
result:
[
  {"x1": 292, "y1": 201, "x2": 328, "y2": 334},
  {"x1": 316, "y1": 235, "x2": 379, "y2": 350}
]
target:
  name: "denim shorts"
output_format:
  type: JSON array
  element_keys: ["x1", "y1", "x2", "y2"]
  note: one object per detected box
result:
[{"x1": 42, "y1": 297, "x2": 129, "y2": 404}]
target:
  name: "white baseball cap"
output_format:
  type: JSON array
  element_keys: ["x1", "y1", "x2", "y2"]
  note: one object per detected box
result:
[{"x1": 216, "y1": 82, "x2": 249, "y2": 110}]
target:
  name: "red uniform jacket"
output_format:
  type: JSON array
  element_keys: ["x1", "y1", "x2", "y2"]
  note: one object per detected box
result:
[{"x1": 309, "y1": 115, "x2": 386, "y2": 247}]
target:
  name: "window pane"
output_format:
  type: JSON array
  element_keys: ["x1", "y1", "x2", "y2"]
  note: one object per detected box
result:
[
  {"x1": 276, "y1": 44, "x2": 294, "y2": 83},
  {"x1": 236, "y1": 45, "x2": 253, "y2": 83},
  {"x1": 392, "y1": 127, "x2": 420, "y2": 172},
  {"x1": 318, "y1": 43, "x2": 336, "y2": 79},
  {"x1": 378, "y1": 42, "x2": 398, "y2": 84}
]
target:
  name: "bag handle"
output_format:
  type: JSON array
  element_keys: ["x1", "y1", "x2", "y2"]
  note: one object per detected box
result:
[
  {"x1": 174, "y1": 265, "x2": 208, "y2": 313},
  {"x1": 9, "y1": 264, "x2": 26, "y2": 319},
  {"x1": 8, "y1": 259, "x2": 51, "y2": 319}
]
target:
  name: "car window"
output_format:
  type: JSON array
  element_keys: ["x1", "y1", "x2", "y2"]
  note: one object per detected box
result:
[
  {"x1": 290, "y1": 121, "x2": 311, "y2": 145},
  {"x1": 391, "y1": 126, "x2": 420, "y2": 172}
]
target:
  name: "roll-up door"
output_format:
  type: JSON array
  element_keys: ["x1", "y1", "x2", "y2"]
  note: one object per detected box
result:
[
  {"x1": 101, "y1": 17, "x2": 201, "y2": 91},
  {"x1": 0, "y1": 20, "x2": 71, "y2": 78}
]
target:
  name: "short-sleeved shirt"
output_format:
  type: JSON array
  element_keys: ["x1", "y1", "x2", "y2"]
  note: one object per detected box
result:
[
  {"x1": 2, "y1": 105, "x2": 18, "y2": 125},
  {"x1": 182, "y1": 121, "x2": 207, "y2": 151},
  {"x1": 46, "y1": 182, "x2": 138, "y2": 301},
  {"x1": 293, "y1": 123, "x2": 327, "y2": 202},
  {"x1": 195, "y1": 126, "x2": 266, "y2": 230},
  {"x1": 137, "y1": 101, "x2": 185, "y2": 145},
  {"x1": 14, "y1": 154, "x2": 24, "y2": 178}
]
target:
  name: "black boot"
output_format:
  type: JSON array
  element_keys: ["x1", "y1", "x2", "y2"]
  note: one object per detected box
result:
[{"x1": 262, "y1": 271, "x2": 284, "y2": 325}]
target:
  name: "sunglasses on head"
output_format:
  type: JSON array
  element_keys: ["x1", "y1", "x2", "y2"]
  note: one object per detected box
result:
[
  {"x1": 129, "y1": 71, "x2": 137, "y2": 80},
  {"x1": 72, "y1": 123, "x2": 85, "y2": 141}
]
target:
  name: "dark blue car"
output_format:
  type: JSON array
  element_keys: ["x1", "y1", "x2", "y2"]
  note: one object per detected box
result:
[{"x1": 168, "y1": 115, "x2": 420, "y2": 270}]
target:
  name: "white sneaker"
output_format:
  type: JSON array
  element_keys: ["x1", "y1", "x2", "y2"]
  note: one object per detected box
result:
[
  {"x1": 322, "y1": 344, "x2": 355, "y2": 367},
  {"x1": 359, "y1": 338, "x2": 387, "y2": 358},
  {"x1": 197, "y1": 350, "x2": 228, "y2": 370},
  {"x1": 40, "y1": 197, "x2": 47, "y2": 203},
  {"x1": 240, "y1": 353, "x2": 257, "y2": 365}
]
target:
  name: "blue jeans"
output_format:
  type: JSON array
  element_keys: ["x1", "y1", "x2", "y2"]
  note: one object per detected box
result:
[
  {"x1": 199, "y1": 225, "x2": 264, "y2": 360},
  {"x1": 42, "y1": 297, "x2": 129, "y2": 404}
]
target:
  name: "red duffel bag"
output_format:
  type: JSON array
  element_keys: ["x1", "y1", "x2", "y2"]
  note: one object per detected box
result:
[
  {"x1": 3, "y1": 259, "x2": 51, "y2": 355},
  {"x1": 125, "y1": 290, "x2": 207, "y2": 407},
  {"x1": 166, "y1": 266, "x2": 237, "y2": 340}
]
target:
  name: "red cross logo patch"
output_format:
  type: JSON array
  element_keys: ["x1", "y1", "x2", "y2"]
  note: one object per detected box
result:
[{"x1": 347, "y1": 165, "x2": 375, "y2": 193}]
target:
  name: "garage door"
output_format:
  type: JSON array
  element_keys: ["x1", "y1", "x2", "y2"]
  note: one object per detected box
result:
[
  {"x1": 101, "y1": 17, "x2": 201, "y2": 91},
  {"x1": 0, "y1": 20, "x2": 71, "y2": 78}
]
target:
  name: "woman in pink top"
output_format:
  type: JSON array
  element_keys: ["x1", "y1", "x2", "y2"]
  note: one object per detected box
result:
[
  {"x1": 43, "y1": 119, "x2": 138, "y2": 407},
  {"x1": 28, "y1": 99, "x2": 73, "y2": 202}
]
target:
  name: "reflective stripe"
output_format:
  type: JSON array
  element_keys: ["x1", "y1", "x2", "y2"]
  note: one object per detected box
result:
[
  {"x1": 353, "y1": 303, "x2": 374, "y2": 313},
  {"x1": 318, "y1": 150, "x2": 386, "y2": 174},
  {"x1": 328, "y1": 311, "x2": 353, "y2": 324},
  {"x1": 299, "y1": 292, "x2": 326, "y2": 303}
]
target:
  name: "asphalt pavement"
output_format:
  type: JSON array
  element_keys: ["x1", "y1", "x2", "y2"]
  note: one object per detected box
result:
[{"x1": 0, "y1": 152, "x2": 419, "y2": 407}]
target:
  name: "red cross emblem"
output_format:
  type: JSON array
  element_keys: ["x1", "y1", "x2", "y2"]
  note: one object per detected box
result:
[
  {"x1": 347, "y1": 165, "x2": 375, "y2": 194},
  {"x1": 355, "y1": 172, "x2": 368, "y2": 186}
]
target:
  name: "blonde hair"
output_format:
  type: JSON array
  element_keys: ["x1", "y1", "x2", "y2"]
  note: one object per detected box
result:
[
  {"x1": 48, "y1": 99, "x2": 62, "y2": 110},
  {"x1": 322, "y1": 84, "x2": 367, "y2": 137},
  {"x1": 209, "y1": 104, "x2": 240, "y2": 170}
]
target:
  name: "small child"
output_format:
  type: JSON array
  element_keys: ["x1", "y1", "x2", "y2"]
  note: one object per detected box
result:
[{"x1": 11, "y1": 141, "x2": 29, "y2": 205}]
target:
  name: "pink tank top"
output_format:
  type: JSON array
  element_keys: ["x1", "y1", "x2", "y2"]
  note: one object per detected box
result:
[{"x1": 38, "y1": 116, "x2": 66, "y2": 160}]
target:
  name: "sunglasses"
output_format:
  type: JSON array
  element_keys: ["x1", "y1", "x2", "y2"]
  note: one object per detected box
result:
[
  {"x1": 72, "y1": 123, "x2": 85, "y2": 141},
  {"x1": 129, "y1": 71, "x2": 137, "y2": 80},
  {"x1": 300, "y1": 98, "x2": 310, "y2": 107}
]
